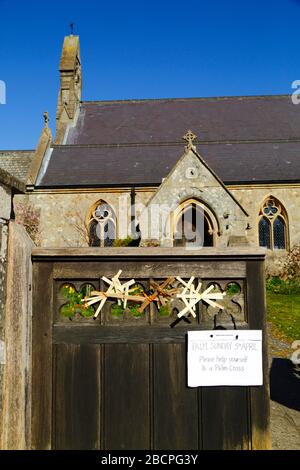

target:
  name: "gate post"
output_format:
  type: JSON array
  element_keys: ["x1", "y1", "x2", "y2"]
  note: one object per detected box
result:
[{"x1": 0, "y1": 222, "x2": 33, "y2": 450}]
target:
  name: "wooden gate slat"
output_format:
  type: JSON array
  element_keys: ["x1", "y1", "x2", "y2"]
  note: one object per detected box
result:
[
  {"x1": 53, "y1": 344, "x2": 100, "y2": 450},
  {"x1": 103, "y1": 344, "x2": 150, "y2": 450},
  {"x1": 153, "y1": 344, "x2": 200, "y2": 449},
  {"x1": 201, "y1": 387, "x2": 250, "y2": 450}
]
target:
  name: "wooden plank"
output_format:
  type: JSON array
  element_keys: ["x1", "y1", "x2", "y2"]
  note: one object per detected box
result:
[
  {"x1": 31, "y1": 262, "x2": 53, "y2": 450},
  {"x1": 246, "y1": 260, "x2": 271, "y2": 449},
  {"x1": 53, "y1": 261, "x2": 246, "y2": 279},
  {"x1": 53, "y1": 323, "x2": 249, "y2": 344},
  {"x1": 33, "y1": 247, "x2": 267, "y2": 260},
  {"x1": 201, "y1": 387, "x2": 250, "y2": 450},
  {"x1": 103, "y1": 344, "x2": 150, "y2": 450},
  {"x1": 53, "y1": 344, "x2": 100, "y2": 450},
  {"x1": 153, "y1": 344, "x2": 200, "y2": 449}
]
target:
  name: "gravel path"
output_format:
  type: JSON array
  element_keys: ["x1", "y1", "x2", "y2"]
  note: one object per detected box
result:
[{"x1": 267, "y1": 323, "x2": 300, "y2": 450}]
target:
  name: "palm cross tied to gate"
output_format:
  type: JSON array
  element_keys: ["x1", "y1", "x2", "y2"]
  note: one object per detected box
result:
[{"x1": 82, "y1": 271, "x2": 226, "y2": 319}]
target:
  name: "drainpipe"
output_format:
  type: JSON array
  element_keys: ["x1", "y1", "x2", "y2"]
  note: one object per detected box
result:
[{"x1": 130, "y1": 187, "x2": 135, "y2": 236}]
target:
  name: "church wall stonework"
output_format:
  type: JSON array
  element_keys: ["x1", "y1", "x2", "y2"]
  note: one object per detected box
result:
[
  {"x1": 15, "y1": 191, "x2": 135, "y2": 247},
  {"x1": 141, "y1": 149, "x2": 249, "y2": 247},
  {"x1": 15, "y1": 190, "x2": 158, "y2": 248},
  {"x1": 230, "y1": 186, "x2": 300, "y2": 248},
  {"x1": 231, "y1": 185, "x2": 300, "y2": 275},
  {"x1": 14, "y1": 181, "x2": 300, "y2": 264}
]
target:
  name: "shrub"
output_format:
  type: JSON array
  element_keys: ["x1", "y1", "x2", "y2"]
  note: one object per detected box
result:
[
  {"x1": 113, "y1": 236, "x2": 140, "y2": 247},
  {"x1": 111, "y1": 303, "x2": 124, "y2": 317},
  {"x1": 266, "y1": 276, "x2": 300, "y2": 295},
  {"x1": 158, "y1": 305, "x2": 171, "y2": 316},
  {"x1": 226, "y1": 282, "x2": 241, "y2": 296},
  {"x1": 141, "y1": 240, "x2": 161, "y2": 247},
  {"x1": 60, "y1": 284, "x2": 95, "y2": 319},
  {"x1": 281, "y1": 244, "x2": 300, "y2": 281},
  {"x1": 266, "y1": 245, "x2": 300, "y2": 295},
  {"x1": 15, "y1": 202, "x2": 41, "y2": 245}
]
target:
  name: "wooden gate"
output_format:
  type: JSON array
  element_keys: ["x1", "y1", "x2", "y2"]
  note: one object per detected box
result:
[{"x1": 31, "y1": 248, "x2": 270, "y2": 450}]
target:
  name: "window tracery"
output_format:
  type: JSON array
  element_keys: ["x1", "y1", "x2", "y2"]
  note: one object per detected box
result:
[
  {"x1": 88, "y1": 201, "x2": 116, "y2": 247},
  {"x1": 258, "y1": 198, "x2": 288, "y2": 250}
]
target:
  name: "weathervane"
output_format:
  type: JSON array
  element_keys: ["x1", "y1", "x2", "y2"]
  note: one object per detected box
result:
[
  {"x1": 183, "y1": 129, "x2": 197, "y2": 151},
  {"x1": 70, "y1": 22, "x2": 75, "y2": 35}
]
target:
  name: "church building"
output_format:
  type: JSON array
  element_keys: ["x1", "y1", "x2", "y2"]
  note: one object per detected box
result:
[
  {"x1": 0, "y1": 33, "x2": 295, "y2": 451},
  {"x1": 3, "y1": 34, "x2": 300, "y2": 267}
]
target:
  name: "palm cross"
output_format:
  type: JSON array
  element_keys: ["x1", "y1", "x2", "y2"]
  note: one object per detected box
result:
[{"x1": 176, "y1": 276, "x2": 226, "y2": 318}]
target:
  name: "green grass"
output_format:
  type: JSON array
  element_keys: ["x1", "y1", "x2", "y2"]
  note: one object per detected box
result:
[{"x1": 267, "y1": 291, "x2": 300, "y2": 340}]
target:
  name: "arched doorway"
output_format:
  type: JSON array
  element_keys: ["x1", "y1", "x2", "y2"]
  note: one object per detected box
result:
[{"x1": 173, "y1": 200, "x2": 216, "y2": 247}]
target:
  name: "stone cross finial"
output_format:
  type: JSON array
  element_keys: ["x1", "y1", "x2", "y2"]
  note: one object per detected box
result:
[
  {"x1": 183, "y1": 130, "x2": 197, "y2": 151},
  {"x1": 43, "y1": 111, "x2": 49, "y2": 127}
]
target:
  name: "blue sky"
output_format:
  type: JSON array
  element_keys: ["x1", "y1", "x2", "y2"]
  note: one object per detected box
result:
[{"x1": 0, "y1": 0, "x2": 299, "y2": 149}]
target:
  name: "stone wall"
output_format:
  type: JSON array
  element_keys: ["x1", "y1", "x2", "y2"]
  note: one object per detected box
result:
[
  {"x1": 230, "y1": 185, "x2": 300, "y2": 248},
  {"x1": 141, "y1": 149, "x2": 249, "y2": 247},
  {"x1": 231, "y1": 185, "x2": 300, "y2": 273},
  {"x1": 15, "y1": 179, "x2": 300, "y2": 261},
  {"x1": 15, "y1": 189, "x2": 155, "y2": 248},
  {"x1": 0, "y1": 221, "x2": 33, "y2": 450}
]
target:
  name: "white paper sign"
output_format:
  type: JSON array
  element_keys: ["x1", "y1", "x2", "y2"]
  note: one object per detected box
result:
[{"x1": 188, "y1": 330, "x2": 263, "y2": 387}]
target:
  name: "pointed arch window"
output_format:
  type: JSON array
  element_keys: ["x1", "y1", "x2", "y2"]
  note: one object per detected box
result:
[
  {"x1": 88, "y1": 201, "x2": 116, "y2": 247},
  {"x1": 258, "y1": 198, "x2": 288, "y2": 250},
  {"x1": 273, "y1": 217, "x2": 286, "y2": 249},
  {"x1": 259, "y1": 217, "x2": 271, "y2": 249}
]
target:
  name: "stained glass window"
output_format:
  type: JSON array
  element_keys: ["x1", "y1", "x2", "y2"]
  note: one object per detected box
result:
[
  {"x1": 258, "y1": 198, "x2": 288, "y2": 250},
  {"x1": 259, "y1": 217, "x2": 271, "y2": 249},
  {"x1": 273, "y1": 217, "x2": 285, "y2": 249}
]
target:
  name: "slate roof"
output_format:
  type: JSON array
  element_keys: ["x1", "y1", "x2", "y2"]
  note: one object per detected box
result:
[
  {"x1": 37, "y1": 95, "x2": 300, "y2": 187},
  {"x1": 0, "y1": 150, "x2": 34, "y2": 183},
  {"x1": 66, "y1": 96, "x2": 300, "y2": 145},
  {"x1": 0, "y1": 165, "x2": 25, "y2": 192},
  {"x1": 39, "y1": 142, "x2": 300, "y2": 187}
]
